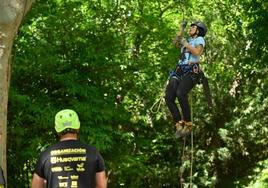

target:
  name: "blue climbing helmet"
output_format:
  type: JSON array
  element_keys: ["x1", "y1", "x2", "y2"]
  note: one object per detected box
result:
[{"x1": 191, "y1": 21, "x2": 207, "y2": 37}]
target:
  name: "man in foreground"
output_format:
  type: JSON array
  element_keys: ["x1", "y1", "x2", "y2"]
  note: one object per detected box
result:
[{"x1": 31, "y1": 109, "x2": 107, "y2": 188}]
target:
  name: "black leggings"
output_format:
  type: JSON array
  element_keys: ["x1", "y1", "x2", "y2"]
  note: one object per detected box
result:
[{"x1": 165, "y1": 74, "x2": 195, "y2": 122}]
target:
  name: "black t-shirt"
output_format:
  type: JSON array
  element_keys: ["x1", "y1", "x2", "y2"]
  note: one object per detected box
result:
[{"x1": 34, "y1": 140, "x2": 105, "y2": 188}]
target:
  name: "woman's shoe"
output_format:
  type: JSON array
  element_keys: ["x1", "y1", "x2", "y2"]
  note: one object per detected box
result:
[
  {"x1": 175, "y1": 120, "x2": 185, "y2": 138},
  {"x1": 180, "y1": 121, "x2": 193, "y2": 136}
]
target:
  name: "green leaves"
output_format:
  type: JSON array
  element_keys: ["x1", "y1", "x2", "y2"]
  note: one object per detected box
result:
[{"x1": 7, "y1": 0, "x2": 268, "y2": 187}]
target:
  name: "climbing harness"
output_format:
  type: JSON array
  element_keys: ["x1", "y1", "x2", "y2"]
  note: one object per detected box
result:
[
  {"x1": 169, "y1": 46, "x2": 212, "y2": 108},
  {"x1": 169, "y1": 63, "x2": 201, "y2": 81},
  {"x1": 149, "y1": 61, "x2": 202, "y2": 115}
]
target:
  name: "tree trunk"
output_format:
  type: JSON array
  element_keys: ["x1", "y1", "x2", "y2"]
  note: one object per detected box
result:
[{"x1": 0, "y1": 0, "x2": 34, "y2": 183}]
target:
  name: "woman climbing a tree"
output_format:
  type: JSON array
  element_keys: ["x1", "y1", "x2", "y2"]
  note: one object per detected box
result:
[{"x1": 165, "y1": 20, "x2": 207, "y2": 138}]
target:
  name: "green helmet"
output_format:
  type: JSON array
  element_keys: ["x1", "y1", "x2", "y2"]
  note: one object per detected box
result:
[{"x1": 55, "y1": 109, "x2": 80, "y2": 133}]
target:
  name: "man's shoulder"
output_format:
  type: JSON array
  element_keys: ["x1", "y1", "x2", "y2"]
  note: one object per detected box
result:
[{"x1": 38, "y1": 143, "x2": 59, "y2": 158}]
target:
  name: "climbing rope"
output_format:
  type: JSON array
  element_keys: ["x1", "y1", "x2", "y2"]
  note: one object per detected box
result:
[
  {"x1": 189, "y1": 92, "x2": 194, "y2": 188},
  {"x1": 179, "y1": 136, "x2": 187, "y2": 188},
  {"x1": 190, "y1": 130, "x2": 193, "y2": 188},
  {"x1": 179, "y1": 93, "x2": 194, "y2": 188}
]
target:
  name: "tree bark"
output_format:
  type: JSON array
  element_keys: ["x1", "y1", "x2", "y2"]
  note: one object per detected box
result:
[{"x1": 0, "y1": 0, "x2": 34, "y2": 183}]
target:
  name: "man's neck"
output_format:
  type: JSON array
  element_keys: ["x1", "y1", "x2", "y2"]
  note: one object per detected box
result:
[{"x1": 60, "y1": 133, "x2": 78, "y2": 141}]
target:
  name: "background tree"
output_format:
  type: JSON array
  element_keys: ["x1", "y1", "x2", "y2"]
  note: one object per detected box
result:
[{"x1": 0, "y1": 0, "x2": 34, "y2": 182}]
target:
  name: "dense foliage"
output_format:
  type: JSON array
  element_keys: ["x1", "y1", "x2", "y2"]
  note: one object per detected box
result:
[{"x1": 7, "y1": 0, "x2": 268, "y2": 187}]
